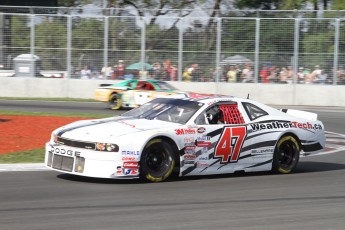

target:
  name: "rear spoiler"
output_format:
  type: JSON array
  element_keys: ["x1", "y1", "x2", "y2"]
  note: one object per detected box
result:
[
  {"x1": 280, "y1": 109, "x2": 317, "y2": 121},
  {"x1": 99, "y1": 84, "x2": 113, "y2": 87},
  {"x1": 98, "y1": 84, "x2": 131, "y2": 90}
]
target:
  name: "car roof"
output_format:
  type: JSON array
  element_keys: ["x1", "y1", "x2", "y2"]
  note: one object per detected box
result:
[
  {"x1": 183, "y1": 95, "x2": 238, "y2": 103},
  {"x1": 181, "y1": 95, "x2": 275, "y2": 110}
]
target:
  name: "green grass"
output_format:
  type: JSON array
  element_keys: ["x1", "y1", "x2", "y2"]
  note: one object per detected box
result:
[{"x1": 0, "y1": 148, "x2": 45, "y2": 164}]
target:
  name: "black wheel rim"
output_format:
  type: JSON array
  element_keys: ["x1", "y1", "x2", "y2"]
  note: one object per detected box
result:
[
  {"x1": 111, "y1": 97, "x2": 118, "y2": 107},
  {"x1": 278, "y1": 141, "x2": 297, "y2": 169},
  {"x1": 110, "y1": 95, "x2": 120, "y2": 108},
  {"x1": 145, "y1": 147, "x2": 170, "y2": 177}
]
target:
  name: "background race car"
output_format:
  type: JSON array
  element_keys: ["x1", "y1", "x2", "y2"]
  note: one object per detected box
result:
[
  {"x1": 45, "y1": 96, "x2": 326, "y2": 182},
  {"x1": 94, "y1": 79, "x2": 183, "y2": 109}
]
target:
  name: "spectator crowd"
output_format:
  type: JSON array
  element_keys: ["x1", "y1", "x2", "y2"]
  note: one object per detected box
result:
[{"x1": 78, "y1": 59, "x2": 345, "y2": 85}]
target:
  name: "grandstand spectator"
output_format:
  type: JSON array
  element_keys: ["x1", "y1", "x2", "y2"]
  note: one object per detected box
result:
[
  {"x1": 310, "y1": 65, "x2": 322, "y2": 82},
  {"x1": 206, "y1": 68, "x2": 215, "y2": 82},
  {"x1": 112, "y1": 65, "x2": 120, "y2": 79},
  {"x1": 227, "y1": 66, "x2": 237, "y2": 83},
  {"x1": 164, "y1": 59, "x2": 172, "y2": 81},
  {"x1": 152, "y1": 62, "x2": 162, "y2": 80},
  {"x1": 241, "y1": 64, "x2": 254, "y2": 83},
  {"x1": 101, "y1": 66, "x2": 112, "y2": 79},
  {"x1": 170, "y1": 65, "x2": 178, "y2": 81},
  {"x1": 268, "y1": 66, "x2": 278, "y2": 83},
  {"x1": 297, "y1": 67, "x2": 305, "y2": 83},
  {"x1": 183, "y1": 67, "x2": 193, "y2": 82},
  {"x1": 118, "y1": 60, "x2": 125, "y2": 78},
  {"x1": 279, "y1": 67, "x2": 288, "y2": 84},
  {"x1": 337, "y1": 66, "x2": 345, "y2": 85},
  {"x1": 287, "y1": 66, "x2": 294, "y2": 83},
  {"x1": 235, "y1": 65, "x2": 242, "y2": 82},
  {"x1": 191, "y1": 64, "x2": 203, "y2": 82},
  {"x1": 260, "y1": 66, "x2": 269, "y2": 83},
  {"x1": 80, "y1": 65, "x2": 91, "y2": 79},
  {"x1": 304, "y1": 68, "x2": 313, "y2": 84},
  {"x1": 313, "y1": 69, "x2": 328, "y2": 84}
]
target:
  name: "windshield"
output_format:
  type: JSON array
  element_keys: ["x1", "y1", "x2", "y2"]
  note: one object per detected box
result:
[
  {"x1": 122, "y1": 98, "x2": 203, "y2": 124},
  {"x1": 155, "y1": 81, "x2": 177, "y2": 90}
]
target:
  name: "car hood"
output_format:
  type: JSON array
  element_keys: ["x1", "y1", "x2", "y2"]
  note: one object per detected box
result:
[{"x1": 56, "y1": 117, "x2": 177, "y2": 142}]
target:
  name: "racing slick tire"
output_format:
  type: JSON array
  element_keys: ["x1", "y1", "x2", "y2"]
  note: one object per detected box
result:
[
  {"x1": 272, "y1": 135, "x2": 300, "y2": 174},
  {"x1": 109, "y1": 93, "x2": 122, "y2": 110},
  {"x1": 140, "y1": 139, "x2": 175, "y2": 182}
]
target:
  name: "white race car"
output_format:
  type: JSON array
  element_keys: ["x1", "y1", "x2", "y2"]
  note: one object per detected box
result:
[{"x1": 45, "y1": 96, "x2": 325, "y2": 182}]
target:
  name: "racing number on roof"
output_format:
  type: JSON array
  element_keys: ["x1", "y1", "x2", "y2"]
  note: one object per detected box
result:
[{"x1": 214, "y1": 126, "x2": 247, "y2": 163}]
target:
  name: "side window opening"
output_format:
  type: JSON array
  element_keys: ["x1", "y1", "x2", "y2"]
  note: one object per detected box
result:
[
  {"x1": 218, "y1": 104, "x2": 245, "y2": 124},
  {"x1": 135, "y1": 82, "x2": 145, "y2": 90},
  {"x1": 195, "y1": 103, "x2": 245, "y2": 125},
  {"x1": 195, "y1": 106, "x2": 220, "y2": 125},
  {"x1": 146, "y1": 83, "x2": 155, "y2": 90},
  {"x1": 242, "y1": 102, "x2": 268, "y2": 121}
]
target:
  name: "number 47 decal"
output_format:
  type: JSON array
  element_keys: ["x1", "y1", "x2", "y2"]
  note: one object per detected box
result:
[{"x1": 214, "y1": 126, "x2": 247, "y2": 163}]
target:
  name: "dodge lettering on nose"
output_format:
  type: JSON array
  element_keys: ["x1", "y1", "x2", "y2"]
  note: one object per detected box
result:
[{"x1": 52, "y1": 147, "x2": 81, "y2": 157}]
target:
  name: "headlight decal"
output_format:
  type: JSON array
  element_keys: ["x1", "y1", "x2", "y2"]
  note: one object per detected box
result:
[
  {"x1": 96, "y1": 143, "x2": 119, "y2": 152},
  {"x1": 55, "y1": 136, "x2": 119, "y2": 152}
]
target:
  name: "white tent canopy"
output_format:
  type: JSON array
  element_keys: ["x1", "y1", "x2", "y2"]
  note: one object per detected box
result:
[{"x1": 220, "y1": 55, "x2": 253, "y2": 65}]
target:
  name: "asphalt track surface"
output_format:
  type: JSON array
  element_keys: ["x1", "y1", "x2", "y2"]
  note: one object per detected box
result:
[{"x1": 0, "y1": 100, "x2": 345, "y2": 230}]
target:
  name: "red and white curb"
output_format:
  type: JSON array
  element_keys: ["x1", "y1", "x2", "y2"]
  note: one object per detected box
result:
[{"x1": 318, "y1": 131, "x2": 345, "y2": 156}]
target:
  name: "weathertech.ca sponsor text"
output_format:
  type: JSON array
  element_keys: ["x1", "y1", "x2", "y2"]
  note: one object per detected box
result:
[{"x1": 250, "y1": 121, "x2": 322, "y2": 131}]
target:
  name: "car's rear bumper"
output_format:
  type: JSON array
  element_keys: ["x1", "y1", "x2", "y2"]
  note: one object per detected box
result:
[{"x1": 95, "y1": 89, "x2": 112, "y2": 102}]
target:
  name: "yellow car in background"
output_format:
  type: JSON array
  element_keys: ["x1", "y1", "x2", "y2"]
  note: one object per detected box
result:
[{"x1": 95, "y1": 79, "x2": 182, "y2": 109}]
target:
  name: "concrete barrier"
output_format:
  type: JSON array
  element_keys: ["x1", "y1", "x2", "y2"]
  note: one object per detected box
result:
[{"x1": 0, "y1": 77, "x2": 344, "y2": 106}]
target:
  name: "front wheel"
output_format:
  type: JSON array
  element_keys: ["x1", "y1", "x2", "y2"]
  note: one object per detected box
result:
[
  {"x1": 109, "y1": 94, "x2": 122, "y2": 110},
  {"x1": 272, "y1": 135, "x2": 300, "y2": 174},
  {"x1": 140, "y1": 139, "x2": 175, "y2": 182}
]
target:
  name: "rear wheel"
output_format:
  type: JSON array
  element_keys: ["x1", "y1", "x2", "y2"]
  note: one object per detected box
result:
[
  {"x1": 272, "y1": 135, "x2": 300, "y2": 174},
  {"x1": 109, "y1": 94, "x2": 122, "y2": 110},
  {"x1": 140, "y1": 139, "x2": 175, "y2": 182}
]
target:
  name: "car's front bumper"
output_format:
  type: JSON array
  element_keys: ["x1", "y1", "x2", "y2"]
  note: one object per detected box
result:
[{"x1": 44, "y1": 143, "x2": 139, "y2": 179}]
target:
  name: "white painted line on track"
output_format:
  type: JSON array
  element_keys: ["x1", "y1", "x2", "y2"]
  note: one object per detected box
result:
[{"x1": 0, "y1": 163, "x2": 48, "y2": 172}]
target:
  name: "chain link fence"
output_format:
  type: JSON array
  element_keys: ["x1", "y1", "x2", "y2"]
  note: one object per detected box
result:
[{"x1": 1, "y1": 6, "x2": 345, "y2": 85}]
